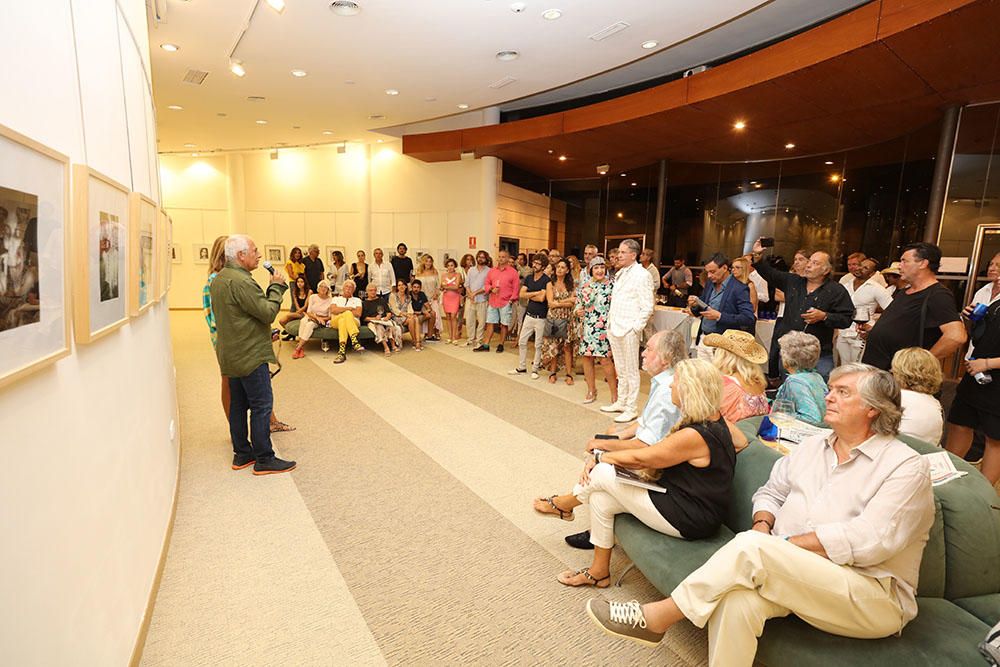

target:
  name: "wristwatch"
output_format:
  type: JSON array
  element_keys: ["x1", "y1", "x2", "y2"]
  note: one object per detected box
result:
[{"x1": 594, "y1": 450, "x2": 603, "y2": 464}]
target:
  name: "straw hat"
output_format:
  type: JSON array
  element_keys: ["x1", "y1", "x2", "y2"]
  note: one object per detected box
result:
[
  {"x1": 881, "y1": 262, "x2": 901, "y2": 276},
  {"x1": 703, "y1": 329, "x2": 768, "y2": 364}
]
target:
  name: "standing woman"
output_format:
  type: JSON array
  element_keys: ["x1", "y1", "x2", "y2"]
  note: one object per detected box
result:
[
  {"x1": 415, "y1": 253, "x2": 443, "y2": 341},
  {"x1": 576, "y1": 257, "x2": 618, "y2": 404},
  {"x1": 328, "y1": 250, "x2": 349, "y2": 293},
  {"x1": 389, "y1": 279, "x2": 421, "y2": 351},
  {"x1": 278, "y1": 276, "x2": 311, "y2": 330},
  {"x1": 441, "y1": 257, "x2": 464, "y2": 344},
  {"x1": 285, "y1": 246, "x2": 306, "y2": 310},
  {"x1": 731, "y1": 257, "x2": 759, "y2": 315},
  {"x1": 203, "y1": 235, "x2": 293, "y2": 432},
  {"x1": 350, "y1": 250, "x2": 369, "y2": 296},
  {"x1": 542, "y1": 258, "x2": 577, "y2": 385}
]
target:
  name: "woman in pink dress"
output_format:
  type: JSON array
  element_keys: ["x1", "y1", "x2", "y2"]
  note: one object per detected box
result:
[{"x1": 440, "y1": 257, "x2": 464, "y2": 344}]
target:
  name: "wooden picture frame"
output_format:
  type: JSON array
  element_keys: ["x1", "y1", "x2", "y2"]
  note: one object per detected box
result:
[
  {"x1": 156, "y1": 209, "x2": 168, "y2": 300},
  {"x1": 264, "y1": 244, "x2": 285, "y2": 266},
  {"x1": 129, "y1": 192, "x2": 157, "y2": 316},
  {"x1": 0, "y1": 123, "x2": 71, "y2": 391},
  {"x1": 71, "y1": 164, "x2": 130, "y2": 344}
]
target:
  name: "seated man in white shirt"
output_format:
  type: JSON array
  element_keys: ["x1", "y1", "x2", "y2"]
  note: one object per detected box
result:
[
  {"x1": 587, "y1": 362, "x2": 934, "y2": 667},
  {"x1": 330, "y1": 279, "x2": 364, "y2": 364}
]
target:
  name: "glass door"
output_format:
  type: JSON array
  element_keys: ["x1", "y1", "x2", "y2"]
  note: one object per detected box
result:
[{"x1": 964, "y1": 223, "x2": 1000, "y2": 305}]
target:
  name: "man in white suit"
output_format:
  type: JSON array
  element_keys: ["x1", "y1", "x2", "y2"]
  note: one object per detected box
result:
[{"x1": 602, "y1": 239, "x2": 654, "y2": 423}]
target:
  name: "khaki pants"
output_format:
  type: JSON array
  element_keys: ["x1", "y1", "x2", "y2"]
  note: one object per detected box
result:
[
  {"x1": 609, "y1": 330, "x2": 641, "y2": 414},
  {"x1": 671, "y1": 530, "x2": 904, "y2": 667},
  {"x1": 465, "y1": 300, "x2": 487, "y2": 345},
  {"x1": 835, "y1": 335, "x2": 863, "y2": 365},
  {"x1": 517, "y1": 313, "x2": 547, "y2": 371}
]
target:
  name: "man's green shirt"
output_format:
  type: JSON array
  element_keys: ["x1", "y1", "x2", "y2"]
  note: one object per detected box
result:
[{"x1": 209, "y1": 262, "x2": 287, "y2": 378}]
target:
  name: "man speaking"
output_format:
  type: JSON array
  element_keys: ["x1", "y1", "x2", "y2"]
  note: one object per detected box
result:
[{"x1": 211, "y1": 235, "x2": 297, "y2": 475}]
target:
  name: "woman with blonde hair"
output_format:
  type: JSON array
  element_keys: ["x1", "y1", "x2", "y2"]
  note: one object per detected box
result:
[
  {"x1": 892, "y1": 347, "x2": 944, "y2": 445},
  {"x1": 705, "y1": 329, "x2": 770, "y2": 422},
  {"x1": 291, "y1": 279, "x2": 334, "y2": 359},
  {"x1": 731, "y1": 257, "x2": 758, "y2": 315},
  {"x1": 415, "y1": 253, "x2": 443, "y2": 340},
  {"x1": 553, "y1": 358, "x2": 746, "y2": 588}
]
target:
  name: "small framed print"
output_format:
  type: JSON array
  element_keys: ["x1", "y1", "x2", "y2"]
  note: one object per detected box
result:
[
  {"x1": 156, "y1": 209, "x2": 169, "y2": 300},
  {"x1": 324, "y1": 245, "x2": 345, "y2": 267},
  {"x1": 193, "y1": 243, "x2": 210, "y2": 265},
  {"x1": 129, "y1": 193, "x2": 157, "y2": 315},
  {"x1": 0, "y1": 124, "x2": 71, "y2": 391},
  {"x1": 170, "y1": 243, "x2": 181, "y2": 264},
  {"x1": 71, "y1": 164, "x2": 130, "y2": 344},
  {"x1": 264, "y1": 244, "x2": 285, "y2": 265}
]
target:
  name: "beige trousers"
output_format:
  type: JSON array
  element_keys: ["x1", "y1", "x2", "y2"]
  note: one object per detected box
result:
[
  {"x1": 671, "y1": 530, "x2": 904, "y2": 667},
  {"x1": 609, "y1": 330, "x2": 641, "y2": 414},
  {"x1": 465, "y1": 300, "x2": 487, "y2": 344}
]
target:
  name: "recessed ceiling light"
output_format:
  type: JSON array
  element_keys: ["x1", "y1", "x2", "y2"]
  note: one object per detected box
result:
[
  {"x1": 547, "y1": 149, "x2": 554, "y2": 154},
  {"x1": 620, "y1": 172, "x2": 627, "y2": 177},
  {"x1": 457, "y1": 103, "x2": 469, "y2": 110},
  {"x1": 754, "y1": 183, "x2": 763, "y2": 188},
  {"x1": 617, "y1": 212, "x2": 624, "y2": 218},
  {"x1": 784, "y1": 143, "x2": 796, "y2": 149},
  {"x1": 291, "y1": 69, "x2": 307, "y2": 77},
  {"x1": 631, "y1": 182, "x2": 637, "y2": 186},
  {"x1": 641, "y1": 40, "x2": 658, "y2": 49},
  {"x1": 230, "y1": 59, "x2": 246, "y2": 77},
  {"x1": 183, "y1": 143, "x2": 196, "y2": 148},
  {"x1": 330, "y1": 0, "x2": 361, "y2": 16},
  {"x1": 510, "y1": 2, "x2": 527, "y2": 13},
  {"x1": 385, "y1": 89, "x2": 399, "y2": 96},
  {"x1": 265, "y1": 0, "x2": 285, "y2": 13},
  {"x1": 425, "y1": 97, "x2": 437, "y2": 102},
  {"x1": 376, "y1": 139, "x2": 384, "y2": 143},
  {"x1": 322, "y1": 130, "x2": 334, "y2": 135},
  {"x1": 160, "y1": 43, "x2": 179, "y2": 52},
  {"x1": 830, "y1": 174, "x2": 841, "y2": 183},
  {"x1": 255, "y1": 119, "x2": 267, "y2": 125},
  {"x1": 496, "y1": 50, "x2": 519, "y2": 61},
  {"x1": 733, "y1": 120, "x2": 746, "y2": 130},
  {"x1": 558, "y1": 155, "x2": 567, "y2": 161},
  {"x1": 167, "y1": 105, "x2": 183, "y2": 110},
  {"x1": 344, "y1": 80, "x2": 355, "y2": 85},
  {"x1": 824, "y1": 160, "x2": 834, "y2": 165},
  {"x1": 541, "y1": 8, "x2": 562, "y2": 20},
  {"x1": 191, "y1": 153, "x2": 199, "y2": 157}
]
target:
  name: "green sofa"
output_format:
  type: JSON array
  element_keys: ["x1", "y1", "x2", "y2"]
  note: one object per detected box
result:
[
  {"x1": 281, "y1": 318, "x2": 375, "y2": 345},
  {"x1": 614, "y1": 419, "x2": 1000, "y2": 665}
]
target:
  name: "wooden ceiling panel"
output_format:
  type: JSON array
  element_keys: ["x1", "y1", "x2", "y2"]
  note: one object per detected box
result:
[{"x1": 688, "y1": 80, "x2": 829, "y2": 129}]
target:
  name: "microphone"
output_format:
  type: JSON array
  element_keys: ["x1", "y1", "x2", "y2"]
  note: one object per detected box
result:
[{"x1": 263, "y1": 261, "x2": 275, "y2": 275}]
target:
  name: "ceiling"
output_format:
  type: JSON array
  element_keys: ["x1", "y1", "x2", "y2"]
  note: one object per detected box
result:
[
  {"x1": 402, "y1": 0, "x2": 1000, "y2": 178},
  {"x1": 148, "y1": 0, "x2": 867, "y2": 154}
]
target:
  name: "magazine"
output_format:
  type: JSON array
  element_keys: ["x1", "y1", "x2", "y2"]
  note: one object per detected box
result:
[
  {"x1": 923, "y1": 451, "x2": 968, "y2": 486},
  {"x1": 614, "y1": 466, "x2": 666, "y2": 493}
]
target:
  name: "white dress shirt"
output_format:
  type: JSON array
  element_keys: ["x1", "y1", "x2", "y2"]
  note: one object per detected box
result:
[
  {"x1": 841, "y1": 271, "x2": 888, "y2": 289},
  {"x1": 899, "y1": 389, "x2": 944, "y2": 445},
  {"x1": 644, "y1": 262, "x2": 660, "y2": 296},
  {"x1": 838, "y1": 276, "x2": 894, "y2": 340},
  {"x1": 369, "y1": 260, "x2": 396, "y2": 295},
  {"x1": 749, "y1": 269, "x2": 769, "y2": 304},
  {"x1": 609, "y1": 261, "x2": 654, "y2": 336}
]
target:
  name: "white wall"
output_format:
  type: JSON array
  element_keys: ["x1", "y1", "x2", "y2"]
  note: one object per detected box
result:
[{"x1": 0, "y1": 2, "x2": 178, "y2": 664}]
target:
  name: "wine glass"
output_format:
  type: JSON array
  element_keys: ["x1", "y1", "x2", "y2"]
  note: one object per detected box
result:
[
  {"x1": 769, "y1": 399, "x2": 796, "y2": 442},
  {"x1": 853, "y1": 305, "x2": 870, "y2": 330}
]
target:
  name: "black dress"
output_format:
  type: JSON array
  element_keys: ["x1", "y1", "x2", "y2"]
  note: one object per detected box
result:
[
  {"x1": 953, "y1": 299, "x2": 1000, "y2": 416},
  {"x1": 350, "y1": 263, "x2": 369, "y2": 295}
]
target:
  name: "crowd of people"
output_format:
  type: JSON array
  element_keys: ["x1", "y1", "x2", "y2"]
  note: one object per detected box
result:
[{"x1": 201, "y1": 230, "x2": 1000, "y2": 664}]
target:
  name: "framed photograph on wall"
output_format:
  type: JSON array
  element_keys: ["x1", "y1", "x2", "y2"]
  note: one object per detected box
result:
[
  {"x1": 324, "y1": 245, "x2": 345, "y2": 268},
  {"x1": 193, "y1": 242, "x2": 210, "y2": 265},
  {"x1": 156, "y1": 209, "x2": 168, "y2": 300},
  {"x1": 170, "y1": 243, "x2": 180, "y2": 264},
  {"x1": 71, "y1": 164, "x2": 130, "y2": 344},
  {"x1": 264, "y1": 244, "x2": 285, "y2": 266},
  {"x1": 0, "y1": 124, "x2": 70, "y2": 390},
  {"x1": 129, "y1": 193, "x2": 157, "y2": 316}
]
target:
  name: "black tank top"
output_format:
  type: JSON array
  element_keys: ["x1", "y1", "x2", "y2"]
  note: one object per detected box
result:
[{"x1": 649, "y1": 417, "x2": 736, "y2": 539}]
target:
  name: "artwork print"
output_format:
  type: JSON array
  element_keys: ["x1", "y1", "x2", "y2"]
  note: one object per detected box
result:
[
  {"x1": 0, "y1": 187, "x2": 40, "y2": 333},
  {"x1": 99, "y1": 211, "x2": 120, "y2": 301}
]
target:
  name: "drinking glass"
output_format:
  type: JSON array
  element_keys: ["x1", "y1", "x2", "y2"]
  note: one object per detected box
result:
[{"x1": 769, "y1": 399, "x2": 796, "y2": 441}]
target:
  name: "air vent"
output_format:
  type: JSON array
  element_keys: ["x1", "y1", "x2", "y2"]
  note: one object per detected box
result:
[
  {"x1": 489, "y1": 76, "x2": 517, "y2": 90},
  {"x1": 247, "y1": 96, "x2": 266, "y2": 102},
  {"x1": 330, "y1": 1, "x2": 360, "y2": 16},
  {"x1": 182, "y1": 69, "x2": 209, "y2": 85},
  {"x1": 368, "y1": 114, "x2": 385, "y2": 120},
  {"x1": 588, "y1": 21, "x2": 630, "y2": 41}
]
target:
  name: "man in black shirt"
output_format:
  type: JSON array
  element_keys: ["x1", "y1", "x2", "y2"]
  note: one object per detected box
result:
[
  {"x1": 391, "y1": 243, "x2": 414, "y2": 287},
  {"x1": 509, "y1": 253, "x2": 550, "y2": 379},
  {"x1": 861, "y1": 242, "x2": 966, "y2": 370},
  {"x1": 751, "y1": 239, "x2": 853, "y2": 380},
  {"x1": 302, "y1": 244, "x2": 325, "y2": 292}
]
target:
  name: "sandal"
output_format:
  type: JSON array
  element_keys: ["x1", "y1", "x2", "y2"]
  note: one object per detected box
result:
[
  {"x1": 548, "y1": 372, "x2": 557, "y2": 384},
  {"x1": 582, "y1": 392, "x2": 596, "y2": 404},
  {"x1": 270, "y1": 421, "x2": 296, "y2": 433},
  {"x1": 565, "y1": 374, "x2": 575, "y2": 386},
  {"x1": 533, "y1": 495, "x2": 575, "y2": 521},
  {"x1": 557, "y1": 567, "x2": 610, "y2": 588}
]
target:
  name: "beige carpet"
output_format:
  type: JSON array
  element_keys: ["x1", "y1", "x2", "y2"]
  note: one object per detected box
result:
[{"x1": 140, "y1": 313, "x2": 709, "y2": 665}]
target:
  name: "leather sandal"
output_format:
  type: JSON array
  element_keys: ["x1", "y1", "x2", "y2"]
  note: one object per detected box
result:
[
  {"x1": 534, "y1": 495, "x2": 574, "y2": 521},
  {"x1": 557, "y1": 567, "x2": 611, "y2": 588}
]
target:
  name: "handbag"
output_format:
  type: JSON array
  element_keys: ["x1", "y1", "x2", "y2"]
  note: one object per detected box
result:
[{"x1": 545, "y1": 317, "x2": 569, "y2": 339}]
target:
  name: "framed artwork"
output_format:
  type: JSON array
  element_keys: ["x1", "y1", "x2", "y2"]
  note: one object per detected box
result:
[
  {"x1": 71, "y1": 164, "x2": 130, "y2": 344},
  {"x1": 324, "y1": 245, "x2": 345, "y2": 267},
  {"x1": 0, "y1": 123, "x2": 70, "y2": 391},
  {"x1": 264, "y1": 244, "x2": 285, "y2": 265},
  {"x1": 129, "y1": 193, "x2": 157, "y2": 315},
  {"x1": 156, "y1": 209, "x2": 169, "y2": 300},
  {"x1": 604, "y1": 233, "x2": 646, "y2": 256},
  {"x1": 193, "y1": 243, "x2": 210, "y2": 265}
]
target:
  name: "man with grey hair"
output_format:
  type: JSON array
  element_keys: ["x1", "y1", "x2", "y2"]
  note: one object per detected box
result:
[
  {"x1": 302, "y1": 243, "x2": 324, "y2": 292},
  {"x1": 588, "y1": 363, "x2": 934, "y2": 664},
  {"x1": 602, "y1": 239, "x2": 654, "y2": 423},
  {"x1": 210, "y1": 235, "x2": 296, "y2": 475},
  {"x1": 580, "y1": 244, "x2": 599, "y2": 284}
]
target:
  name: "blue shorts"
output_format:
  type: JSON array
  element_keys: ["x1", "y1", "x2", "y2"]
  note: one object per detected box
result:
[{"x1": 487, "y1": 303, "x2": 512, "y2": 326}]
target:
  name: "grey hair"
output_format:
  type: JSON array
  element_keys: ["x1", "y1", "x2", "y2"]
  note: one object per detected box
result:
[
  {"x1": 584, "y1": 244, "x2": 598, "y2": 252},
  {"x1": 619, "y1": 239, "x2": 641, "y2": 255},
  {"x1": 829, "y1": 362, "x2": 902, "y2": 435},
  {"x1": 813, "y1": 251, "x2": 833, "y2": 277},
  {"x1": 342, "y1": 279, "x2": 357, "y2": 290},
  {"x1": 308, "y1": 243, "x2": 320, "y2": 252},
  {"x1": 224, "y1": 234, "x2": 251, "y2": 261},
  {"x1": 778, "y1": 331, "x2": 821, "y2": 371},
  {"x1": 654, "y1": 329, "x2": 688, "y2": 368}
]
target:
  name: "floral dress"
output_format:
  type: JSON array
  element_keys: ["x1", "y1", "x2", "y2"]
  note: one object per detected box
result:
[
  {"x1": 540, "y1": 285, "x2": 576, "y2": 371},
  {"x1": 577, "y1": 279, "x2": 613, "y2": 357}
]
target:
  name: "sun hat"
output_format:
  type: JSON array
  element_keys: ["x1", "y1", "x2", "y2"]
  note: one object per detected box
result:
[
  {"x1": 881, "y1": 262, "x2": 901, "y2": 276},
  {"x1": 703, "y1": 329, "x2": 768, "y2": 364}
]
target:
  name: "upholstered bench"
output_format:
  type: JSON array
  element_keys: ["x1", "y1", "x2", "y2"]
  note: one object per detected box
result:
[
  {"x1": 614, "y1": 419, "x2": 1000, "y2": 665},
  {"x1": 280, "y1": 318, "x2": 376, "y2": 345}
]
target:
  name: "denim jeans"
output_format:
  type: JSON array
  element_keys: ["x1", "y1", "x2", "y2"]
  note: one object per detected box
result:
[{"x1": 228, "y1": 363, "x2": 275, "y2": 462}]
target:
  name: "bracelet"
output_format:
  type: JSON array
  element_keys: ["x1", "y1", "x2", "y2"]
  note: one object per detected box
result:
[{"x1": 753, "y1": 519, "x2": 773, "y2": 530}]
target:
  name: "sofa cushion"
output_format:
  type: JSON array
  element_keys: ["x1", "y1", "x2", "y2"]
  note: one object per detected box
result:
[
  {"x1": 282, "y1": 318, "x2": 375, "y2": 341},
  {"x1": 953, "y1": 593, "x2": 1000, "y2": 626},
  {"x1": 615, "y1": 514, "x2": 735, "y2": 596},
  {"x1": 916, "y1": 496, "x2": 946, "y2": 598},
  {"x1": 756, "y1": 597, "x2": 989, "y2": 667},
  {"x1": 725, "y1": 439, "x2": 781, "y2": 533}
]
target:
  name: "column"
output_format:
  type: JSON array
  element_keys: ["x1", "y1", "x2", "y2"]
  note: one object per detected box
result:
[
  {"x1": 481, "y1": 106, "x2": 500, "y2": 253},
  {"x1": 925, "y1": 105, "x2": 962, "y2": 244},
  {"x1": 361, "y1": 143, "x2": 372, "y2": 251}
]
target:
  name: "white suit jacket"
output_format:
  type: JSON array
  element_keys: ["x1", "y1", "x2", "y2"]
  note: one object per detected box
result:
[{"x1": 609, "y1": 262, "x2": 654, "y2": 337}]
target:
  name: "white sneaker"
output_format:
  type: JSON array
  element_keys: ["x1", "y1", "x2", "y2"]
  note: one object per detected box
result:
[
  {"x1": 321, "y1": 342, "x2": 330, "y2": 353},
  {"x1": 600, "y1": 402, "x2": 624, "y2": 413},
  {"x1": 614, "y1": 411, "x2": 638, "y2": 423},
  {"x1": 530, "y1": 371, "x2": 539, "y2": 380},
  {"x1": 508, "y1": 368, "x2": 527, "y2": 376}
]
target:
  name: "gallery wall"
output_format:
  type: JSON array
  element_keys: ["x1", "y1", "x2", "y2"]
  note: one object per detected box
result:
[{"x1": 0, "y1": 1, "x2": 178, "y2": 664}]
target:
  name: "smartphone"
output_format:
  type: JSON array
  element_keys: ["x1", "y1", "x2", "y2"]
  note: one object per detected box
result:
[
  {"x1": 593, "y1": 433, "x2": 621, "y2": 440},
  {"x1": 693, "y1": 297, "x2": 709, "y2": 310},
  {"x1": 760, "y1": 237, "x2": 775, "y2": 248}
]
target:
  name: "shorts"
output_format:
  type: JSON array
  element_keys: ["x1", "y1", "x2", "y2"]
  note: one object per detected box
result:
[
  {"x1": 948, "y1": 394, "x2": 1000, "y2": 440},
  {"x1": 487, "y1": 303, "x2": 512, "y2": 326}
]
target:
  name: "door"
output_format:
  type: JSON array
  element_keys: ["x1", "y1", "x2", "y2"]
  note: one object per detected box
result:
[
  {"x1": 498, "y1": 236, "x2": 519, "y2": 257},
  {"x1": 964, "y1": 223, "x2": 1000, "y2": 306}
]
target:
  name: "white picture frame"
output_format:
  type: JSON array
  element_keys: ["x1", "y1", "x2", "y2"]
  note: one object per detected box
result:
[
  {"x1": 264, "y1": 244, "x2": 286, "y2": 266},
  {"x1": 129, "y1": 193, "x2": 157, "y2": 315},
  {"x1": 193, "y1": 243, "x2": 210, "y2": 265}
]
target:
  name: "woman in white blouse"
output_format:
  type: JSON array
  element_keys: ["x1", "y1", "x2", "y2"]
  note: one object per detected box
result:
[
  {"x1": 891, "y1": 347, "x2": 944, "y2": 445},
  {"x1": 292, "y1": 279, "x2": 334, "y2": 359}
]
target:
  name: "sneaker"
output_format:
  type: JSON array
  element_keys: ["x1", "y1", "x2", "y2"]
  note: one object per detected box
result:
[
  {"x1": 585, "y1": 599, "x2": 665, "y2": 648},
  {"x1": 292, "y1": 348, "x2": 305, "y2": 360},
  {"x1": 496, "y1": 344, "x2": 504, "y2": 353},
  {"x1": 231, "y1": 453, "x2": 255, "y2": 470},
  {"x1": 530, "y1": 371, "x2": 540, "y2": 380},
  {"x1": 508, "y1": 367, "x2": 527, "y2": 375},
  {"x1": 321, "y1": 341, "x2": 330, "y2": 353},
  {"x1": 600, "y1": 402, "x2": 624, "y2": 413},
  {"x1": 565, "y1": 530, "x2": 593, "y2": 550},
  {"x1": 334, "y1": 353, "x2": 346, "y2": 364},
  {"x1": 473, "y1": 344, "x2": 489, "y2": 352},
  {"x1": 614, "y1": 411, "x2": 638, "y2": 424},
  {"x1": 252, "y1": 457, "x2": 297, "y2": 476},
  {"x1": 353, "y1": 343, "x2": 364, "y2": 352}
]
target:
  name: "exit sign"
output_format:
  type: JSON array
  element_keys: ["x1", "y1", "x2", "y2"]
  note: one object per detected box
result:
[{"x1": 468, "y1": 236, "x2": 477, "y2": 248}]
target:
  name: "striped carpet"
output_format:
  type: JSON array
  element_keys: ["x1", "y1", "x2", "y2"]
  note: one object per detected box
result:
[{"x1": 140, "y1": 313, "x2": 709, "y2": 665}]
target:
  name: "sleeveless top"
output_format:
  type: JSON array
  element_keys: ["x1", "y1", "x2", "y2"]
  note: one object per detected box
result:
[{"x1": 649, "y1": 418, "x2": 737, "y2": 539}]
